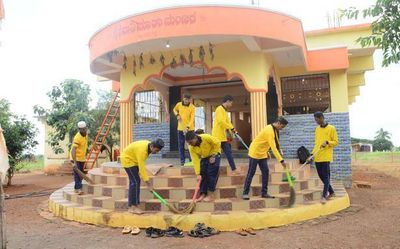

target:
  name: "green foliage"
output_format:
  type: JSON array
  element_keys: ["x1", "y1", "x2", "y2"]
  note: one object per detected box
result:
[
  {"x1": 34, "y1": 79, "x2": 91, "y2": 154},
  {"x1": 34, "y1": 81, "x2": 119, "y2": 161},
  {"x1": 0, "y1": 99, "x2": 38, "y2": 185},
  {"x1": 341, "y1": 0, "x2": 400, "y2": 66}
]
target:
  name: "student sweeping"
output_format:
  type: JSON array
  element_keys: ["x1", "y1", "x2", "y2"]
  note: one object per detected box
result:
[
  {"x1": 185, "y1": 131, "x2": 221, "y2": 202},
  {"x1": 70, "y1": 121, "x2": 88, "y2": 195},
  {"x1": 120, "y1": 139, "x2": 165, "y2": 214},
  {"x1": 212, "y1": 95, "x2": 239, "y2": 175},
  {"x1": 173, "y1": 93, "x2": 195, "y2": 166},
  {"x1": 242, "y1": 117, "x2": 288, "y2": 200},
  {"x1": 308, "y1": 111, "x2": 338, "y2": 204}
]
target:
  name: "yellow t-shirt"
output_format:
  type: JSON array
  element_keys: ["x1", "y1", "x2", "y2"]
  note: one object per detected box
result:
[
  {"x1": 69, "y1": 132, "x2": 88, "y2": 162},
  {"x1": 212, "y1": 105, "x2": 234, "y2": 142},
  {"x1": 312, "y1": 124, "x2": 338, "y2": 162},
  {"x1": 188, "y1": 134, "x2": 221, "y2": 175},
  {"x1": 173, "y1": 102, "x2": 195, "y2": 131},
  {"x1": 120, "y1": 140, "x2": 151, "y2": 181},
  {"x1": 248, "y1": 125, "x2": 283, "y2": 161}
]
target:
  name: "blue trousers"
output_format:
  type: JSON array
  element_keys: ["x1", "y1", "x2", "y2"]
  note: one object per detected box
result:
[
  {"x1": 177, "y1": 130, "x2": 192, "y2": 164},
  {"x1": 221, "y1": 142, "x2": 237, "y2": 171},
  {"x1": 124, "y1": 166, "x2": 141, "y2": 206},
  {"x1": 200, "y1": 155, "x2": 221, "y2": 195},
  {"x1": 315, "y1": 162, "x2": 334, "y2": 198},
  {"x1": 243, "y1": 157, "x2": 269, "y2": 196},
  {"x1": 73, "y1": 161, "x2": 85, "y2": 190}
]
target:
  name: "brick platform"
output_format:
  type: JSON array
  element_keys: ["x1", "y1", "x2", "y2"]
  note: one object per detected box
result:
[{"x1": 48, "y1": 160, "x2": 350, "y2": 231}]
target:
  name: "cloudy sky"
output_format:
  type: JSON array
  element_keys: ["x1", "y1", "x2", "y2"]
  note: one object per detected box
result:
[{"x1": 0, "y1": 0, "x2": 399, "y2": 154}]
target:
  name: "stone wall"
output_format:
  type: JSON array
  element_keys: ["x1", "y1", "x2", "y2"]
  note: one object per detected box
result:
[
  {"x1": 280, "y1": 112, "x2": 352, "y2": 187},
  {"x1": 133, "y1": 122, "x2": 170, "y2": 158}
]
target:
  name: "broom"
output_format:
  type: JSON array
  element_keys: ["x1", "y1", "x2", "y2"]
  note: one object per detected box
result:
[
  {"x1": 70, "y1": 162, "x2": 95, "y2": 185},
  {"x1": 282, "y1": 148, "x2": 324, "y2": 182},
  {"x1": 235, "y1": 133, "x2": 249, "y2": 150},
  {"x1": 284, "y1": 166, "x2": 296, "y2": 207},
  {"x1": 151, "y1": 176, "x2": 201, "y2": 214}
]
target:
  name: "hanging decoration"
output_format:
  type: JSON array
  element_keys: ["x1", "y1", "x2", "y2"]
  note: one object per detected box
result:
[
  {"x1": 179, "y1": 53, "x2": 187, "y2": 66},
  {"x1": 209, "y1": 42, "x2": 215, "y2": 61},
  {"x1": 188, "y1": 48, "x2": 194, "y2": 65},
  {"x1": 170, "y1": 57, "x2": 177, "y2": 69},
  {"x1": 160, "y1": 54, "x2": 165, "y2": 66},
  {"x1": 127, "y1": 43, "x2": 216, "y2": 77},
  {"x1": 199, "y1": 46, "x2": 206, "y2": 62},
  {"x1": 149, "y1": 54, "x2": 156, "y2": 65},
  {"x1": 132, "y1": 56, "x2": 137, "y2": 76},
  {"x1": 123, "y1": 55, "x2": 128, "y2": 70},
  {"x1": 106, "y1": 51, "x2": 113, "y2": 63},
  {"x1": 139, "y1": 53, "x2": 144, "y2": 69}
]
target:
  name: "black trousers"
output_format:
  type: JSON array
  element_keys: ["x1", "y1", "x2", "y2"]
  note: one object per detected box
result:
[{"x1": 315, "y1": 162, "x2": 334, "y2": 198}]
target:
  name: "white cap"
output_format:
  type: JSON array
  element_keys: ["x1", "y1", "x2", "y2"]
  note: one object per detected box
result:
[{"x1": 77, "y1": 121, "x2": 87, "y2": 128}]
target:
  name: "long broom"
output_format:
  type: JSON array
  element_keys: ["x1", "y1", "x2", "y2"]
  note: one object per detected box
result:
[
  {"x1": 151, "y1": 176, "x2": 202, "y2": 214},
  {"x1": 282, "y1": 148, "x2": 324, "y2": 182},
  {"x1": 235, "y1": 133, "x2": 249, "y2": 150},
  {"x1": 284, "y1": 166, "x2": 296, "y2": 207},
  {"x1": 70, "y1": 162, "x2": 95, "y2": 185}
]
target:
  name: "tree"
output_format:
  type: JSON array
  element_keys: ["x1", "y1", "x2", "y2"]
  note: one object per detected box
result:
[
  {"x1": 34, "y1": 80, "x2": 120, "y2": 161},
  {"x1": 374, "y1": 128, "x2": 392, "y2": 140},
  {"x1": 341, "y1": 0, "x2": 400, "y2": 67},
  {"x1": 0, "y1": 99, "x2": 38, "y2": 185},
  {"x1": 373, "y1": 128, "x2": 393, "y2": 151},
  {"x1": 34, "y1": 79, "x2": 91, "y2": 154}
]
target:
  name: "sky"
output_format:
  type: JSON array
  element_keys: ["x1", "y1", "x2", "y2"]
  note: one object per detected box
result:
[{"x1": 0, "y1": 0, "x2": 399, "y2": 154}]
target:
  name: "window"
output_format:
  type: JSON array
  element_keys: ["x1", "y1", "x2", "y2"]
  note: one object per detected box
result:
[
  {"x1": 281, "y1": 73, "x2": 330, "y2": 115},
  {"x1": 195, "y1": 106, "x2": 205, "y2": 130},
  {"x1": 134, "y1": 90, "x2": 165, "y2": 124}
]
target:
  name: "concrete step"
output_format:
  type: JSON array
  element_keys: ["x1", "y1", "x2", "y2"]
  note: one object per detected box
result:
[
  {"x1": 80, "y1": 178, "x2": 319, "y2": 201},
  {"x1": 87, "y1": 169, "x2": 313, "y2": 188},
  {"x1": 63, "y1": 188, "x2": 322, "y2": 212},
  {"x1": 99, "y1": 159, "x2": 304, "y2": 175}
]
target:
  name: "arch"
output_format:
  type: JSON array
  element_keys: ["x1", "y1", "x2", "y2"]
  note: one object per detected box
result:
[{"x1": 121, "y1": 60, "x2": 266, "y2": 103}]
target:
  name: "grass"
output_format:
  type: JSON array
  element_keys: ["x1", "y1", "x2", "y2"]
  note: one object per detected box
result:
[
  {"x1": 352, "y1": 151, "x2": 400, "y2": 164},
  {"x1": 16, "y1": 155, "x2": 44, "y2": 172}
]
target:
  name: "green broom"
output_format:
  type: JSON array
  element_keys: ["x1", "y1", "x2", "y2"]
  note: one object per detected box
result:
[{"x1": 284, "y1": 167, "x2": 296, "y2": 207}]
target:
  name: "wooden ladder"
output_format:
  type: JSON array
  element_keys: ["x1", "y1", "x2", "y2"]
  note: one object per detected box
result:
[{"x1": 84, "y1": 91, "x2": 120, "y2": 171}]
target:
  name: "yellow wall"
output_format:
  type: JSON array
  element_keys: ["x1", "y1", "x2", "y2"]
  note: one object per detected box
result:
[
  {"x1": 305, "y1": 27, "x2": 372, "y2": 50},
  {"x1": 119, "y1": 42, "x2": 272, "y2": 100},
  {"x1": 329, "y1": 71, "x2": 349, "y2": 112}
]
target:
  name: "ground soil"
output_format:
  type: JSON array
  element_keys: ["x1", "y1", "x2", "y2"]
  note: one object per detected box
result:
[{"x1": 3, "y1": 165, "x2": 400, "y2": 249}]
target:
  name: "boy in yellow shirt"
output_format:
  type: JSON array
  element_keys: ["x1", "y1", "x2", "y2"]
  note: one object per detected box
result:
[
  {"x1": 70, "y1": 121, "x2": 88, "y2": 195},
  {"x1": 309, "y1": 112, "x2": 338, "y2": 204},
  {"x1": 185, "y1": 131, "x2": 221, "y2": 202},
  {"x1": 120, "y1": 139, "x2": 164, "y2": 214},
  {"x1": 242, "y1": 117, "x2": 288, "y2": 200},
  {"x1": 212, "y1": 95, "x2": 239, "y2": 174},
  {"x1": 173, "y1": 93, "x2": 195, "y2": 166}
]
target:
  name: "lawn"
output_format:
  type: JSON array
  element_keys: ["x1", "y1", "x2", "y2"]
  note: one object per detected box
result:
[
  {"x1": 352, "y1": 151, "x2": 400, "y2": 164},
  {"x1": 16, "y1": 155, "x2": 44, "y2": 172}
]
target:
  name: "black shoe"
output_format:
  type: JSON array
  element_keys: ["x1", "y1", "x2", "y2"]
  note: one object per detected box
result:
[
  {"x1": 150, "y1": 228, "x2": 165, "y2": 238},
  {"x1": 145, "y1": 227, "x2": 153, "y2": 237},
  {"x1": 261, "y1": 194, "x2": 275, "y2": 199},
  {"x1": 165, "y1": 226, "x2": 184, "y2": 238}
]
